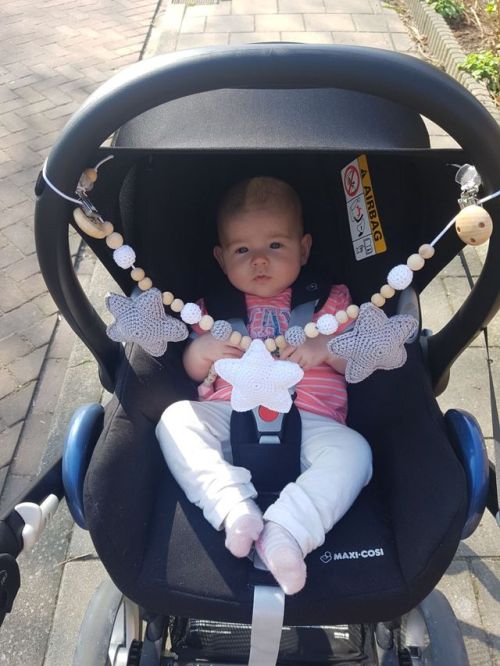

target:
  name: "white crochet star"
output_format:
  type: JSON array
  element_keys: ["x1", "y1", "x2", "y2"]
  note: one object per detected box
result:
[
  {"x1": 328, "y1": 302, "x2": 418, "y2": 383},
  {"x1": 215, "y1": 339, "x2": 304, "y2": 413},
  {"x1": 106, "y1": 287, "x2": 188, "y2": 357}
]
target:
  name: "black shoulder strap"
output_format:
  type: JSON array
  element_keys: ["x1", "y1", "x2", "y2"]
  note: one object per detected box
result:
[{"x1": 291, "y1": 266, "x2": 331, "y2": 313}]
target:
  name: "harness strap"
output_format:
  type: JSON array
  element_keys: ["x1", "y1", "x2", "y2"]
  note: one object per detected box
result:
[{"x1": 248, "y1": 585, "x2": 285, "y2": 666}]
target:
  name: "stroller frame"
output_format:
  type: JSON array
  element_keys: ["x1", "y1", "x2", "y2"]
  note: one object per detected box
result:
[{"x1": 0, "y1": 44, "x2": 499, "y2": 665}]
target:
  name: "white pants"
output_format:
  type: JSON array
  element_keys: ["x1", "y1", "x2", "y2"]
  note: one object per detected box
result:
[{"x1": 156, "y1": 400, "x2": 372, "y2": 556}]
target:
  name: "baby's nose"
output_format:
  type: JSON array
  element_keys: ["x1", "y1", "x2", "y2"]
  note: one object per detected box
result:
[{"x1": 252, "y1": 252, "x2": 268, "y2": 265}]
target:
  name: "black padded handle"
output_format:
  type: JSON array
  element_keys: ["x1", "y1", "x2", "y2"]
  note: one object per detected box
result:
[{"x1": 35, "y1": 44, "x2": 500, "y2": 390}]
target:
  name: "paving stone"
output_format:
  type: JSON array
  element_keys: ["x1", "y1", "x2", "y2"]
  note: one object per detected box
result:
[
  {"x1": 391, "y1": 31, "x2": 416, "y2": 52},
  {"x1": 46, "y1": 318, "x2": 75, "y2": 360},
  {"x1": 67, "y1": 524, "x2": 98, "y2": 560},
  {"x1": 420, "y1": 276, "x2": 454, "y2": 334},
  {"x1": 279, "y1": 0, "x2": 325, "y2": 12},
  {"x1": 0, "y1": 273, "x2": 27, "y2": 312},
  {"x1": 10, "y1": 345, "x2": 47, "y2": 386},
  {"x1": 30, "y1": 358, "x2": 68, "y2": 416},
  {"x1": 0, "y1": 381, "x2": 35, "y2": 427},
  {"x1": 443, "y1": 276, "x2": 500, "y2": 347},
  {"x1": 0, "y1": 301, "x2": 42, "y2": 339},
  {"x1": 180, "y1": 15, "x2": 206, "y2": 34},
  {"x1": 0, "y1": 242, "x2": 23, "y2": 269},
  {"x1": 0, "y1": 368, "x2": 18, "y2": 400},
  {"x1": 282, "y1": 30, "x2": 333, "y2": 43},
  {"x1": 185, "y1": 3, "x2": 231, "y2": 16},
  {"x1": 457, "y1": 511, "x2": 500, "y2": 559},
  {"x1": 20, "y1": 313, "x2": 58, "y2": 350},
  {"x1": 0, "y1": 420, "x2": 22, "y2": 467},
  {"x1": 176, "y1": 32, "x2": 229, "y2": 49},
  {"x1": 32, "y1": 291, "x2": 58, "y2": 317},
  {"x1": 10, "y1": 412, "x2": 53, "y2": 476},
  {"x1": 0, "y1": 333, "x2": 32, "y2": 366},
  {"x1": 352, "y1": 13, "x2": 389, "y2": 32},
  {"x1": 303, "y1": 13, "x2": 355, "y2": 31},
  {"x1": 333, "y1": 31, "x2": 393, "y2": 49},
  {"x1": 437, "y1": 346, "x2": 500, "y2": 440},
  {"x1": 470, "y1": 559, "x2": 500, "y2": 662},
  {"x1": 8, "y1": 254, "x2": 41, "y2": 282},
  {"x1": 206, "y1": 14, "x2": 255, "y2": 32},
  {"x1": 232, "y1": 0, "x2": 276, "y2": 14},
  {"x1": 324, "y1": 0, "x2": 374, "y2": 11},
  {"x1": 18, "y1": 272, "x2": 49, "y2": 301},
  {"x1": 438, "y1": 559, "x2": 493, "y2": 666},
  {"x1": 229, "y1": 31, "x2": 280, "y2": 44}
]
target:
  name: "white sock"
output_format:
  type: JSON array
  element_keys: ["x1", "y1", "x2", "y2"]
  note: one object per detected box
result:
[
  {"x1": 224, "y1": 500, "x2": 264, "y2": 558},
  {"x1": 256, "y1": 521, "x2": 306, "y2": 595}
]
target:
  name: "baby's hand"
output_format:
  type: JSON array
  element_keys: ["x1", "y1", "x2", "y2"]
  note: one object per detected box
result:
[
  {"x1": 279, "y1": 335, "x2": 330, "y2": 370},
  {"x1": 193, "y1": 332, "x2": 243, "y2": 363}
]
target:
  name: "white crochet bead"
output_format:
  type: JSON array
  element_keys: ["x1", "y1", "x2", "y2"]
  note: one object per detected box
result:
[
  {"x1": 316, "y1": 313, "x2": 338, "y2": 335},
  {"x1": 113, "y1": 245, "x2": 136, "y2": 269},
  {"x1": 285, "y1": 326, "x2": 306, "y2": 347},
  {"x1": 181, "y1": 302, "x2": 202, "y2": 325},
  {"x1": 211, "y1": 320, "x2": 232, "y2": 341},
  {"x1": 387, "y1": 264, "x2": 413, "y2": 291}
]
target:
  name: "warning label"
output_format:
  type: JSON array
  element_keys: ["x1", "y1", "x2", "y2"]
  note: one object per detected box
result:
[{"x1": 341, "y1": 155, "x2": 386, "y2": 262}]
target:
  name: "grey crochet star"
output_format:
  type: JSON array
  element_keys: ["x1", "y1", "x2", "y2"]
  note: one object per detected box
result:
[
  {"x1": 106, "y1": 287, "x2": 188, "y2": 357},
  {"x1": 328, "y1": 302, "x2": 418, "y2": 383}
]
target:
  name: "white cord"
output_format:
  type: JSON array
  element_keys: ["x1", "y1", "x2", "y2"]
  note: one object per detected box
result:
[
  {"x1": 41, "y1": 154, "x2": 115, "y2": 204},
  {"x1": 429, "y1": 189, "x2": 500, "y2": 247},
  {"x1": 42, "y1": 159, "x2": 81, "y2": 205}
]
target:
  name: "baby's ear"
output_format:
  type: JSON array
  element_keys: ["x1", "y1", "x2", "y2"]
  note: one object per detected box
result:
[
  {"x1": 213, "y1": 246, "x2": 226, "y2": 273},
  {"x1": 300, "y1": 233, "x2": 312, "y2": 265}
]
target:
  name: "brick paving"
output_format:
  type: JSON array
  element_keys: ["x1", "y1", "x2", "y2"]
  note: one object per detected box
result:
[{"x1": 0, "y1": 0, "x2": 160, "y2": 504}]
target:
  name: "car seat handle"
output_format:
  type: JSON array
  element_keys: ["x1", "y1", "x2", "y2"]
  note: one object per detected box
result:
[{"x1": 35, "y1": 45, "x2": 500, "y2": 391}]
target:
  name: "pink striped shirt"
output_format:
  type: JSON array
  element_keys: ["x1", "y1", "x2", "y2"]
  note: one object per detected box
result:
[{"x1": 194, "y1": 285, "x2": 351, "y2": 423}]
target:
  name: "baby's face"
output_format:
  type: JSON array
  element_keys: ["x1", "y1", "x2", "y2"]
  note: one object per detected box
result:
[{"x1": 214, "y1": 207, "x2": 311, "y2": 298}]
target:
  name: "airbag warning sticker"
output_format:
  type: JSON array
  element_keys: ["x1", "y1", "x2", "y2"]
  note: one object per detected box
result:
[{"x1": 341, "y1": 155, "x2": 386, "y2": 261}]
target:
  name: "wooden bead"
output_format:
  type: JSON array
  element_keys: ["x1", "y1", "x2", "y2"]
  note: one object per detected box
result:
[
  {"x1": 407, "y1": 253, "x2": 425, "y2": 271},
  {"x1": 84, "y1": 168, "x2": 98, "y2": 184},
  {"x1": 304, "y1": 322, "x2": 319, "y2": 338},
  {"x1": 199, "y1": 315, "x2": 214, "y2": 331},
  {"x1": 170, "y1": 298, "x2": 184, "y2": 313},
  {"x1": 335, "y1": 310, "x2": 348, "y2": 324},
  {"x1": 73, "y1": 207, "x2": 107, "y2": 239},
  {"x1": 265, "y1": 338, "x2": 277, "y2": 352},
  {"x1": 380, "y1": 284, "x2": 395, "y2": 299},
  {"x1": 275, "y1": 335, "x2": 287, "y2": 349},
  {"x1": 346, "y1": 304, "x2": 359, "y2": 319},
  {"x1": 138, "y1": 277, "x2": 152, "y2": 291},
  {"x1": 131, "y1": 267, "x2": 145, "y2": 281},
  {"x1": 240, "y1": 335, "x2": 252, "y2": 350},
  {"x1": 418, "y1": 244, "x2": 435, "y2": 259},
  {"x1": 229, "y1": 331, "x2": 242, "y2": 346},
  {"x1": 105, "y1": 232, "x2": 124, "y2": 249},
  {"x1": 371, "y1": 293, "x2": 386, "y2": 307},
  {"x1": 102, "y1": 221, "x2": 114, "y2": 236},
  {"x1": 455, "y1": 205, "x2": 493, "y2": 246},
  {"x1": 162, "y1": 291, "x2": 174, "y2": 305}
]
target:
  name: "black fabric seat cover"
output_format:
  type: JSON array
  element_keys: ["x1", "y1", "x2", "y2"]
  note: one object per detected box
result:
[{"x1": 83, "y1": 339, "x2": 467, "y2": 624}]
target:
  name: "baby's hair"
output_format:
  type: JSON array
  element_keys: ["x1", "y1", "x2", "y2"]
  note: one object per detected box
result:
[{"x1": 217, "y1": 176, "x2": 303, "y2": 238}]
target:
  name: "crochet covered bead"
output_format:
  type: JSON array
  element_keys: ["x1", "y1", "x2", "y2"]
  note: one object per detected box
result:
[
  {"x1": 211, "y1": 320, "x2": 232, "y2": 341},
  {"x1": 113, "y1": 245, "x2": 136, "y2": 269},
  {"x1": 181, "y1": 302, "x2": 202, "y2": 325},
  {"x1": 316, "y1": 313, "x2": 338, "y2": 335},
  {"x1": 387, "y1": 264, "x2": 413, "y2": 291},
  {"x1": 285, "y1": 326, "x2": 306, "y2": 347}
]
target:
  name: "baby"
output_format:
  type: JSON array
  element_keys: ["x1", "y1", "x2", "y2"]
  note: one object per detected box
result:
[{"x1": 156, "y1": 177, "x2": 372, "y2": 595}]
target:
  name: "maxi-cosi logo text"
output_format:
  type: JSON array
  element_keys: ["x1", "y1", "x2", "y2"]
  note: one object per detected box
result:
[{"x1": 320, "y1": 548, "x2": 384, "y2": 564}]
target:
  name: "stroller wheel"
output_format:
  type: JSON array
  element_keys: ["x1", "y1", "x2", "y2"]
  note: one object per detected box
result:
[
  {"x1": 73, "y1": 577, "x2": 142, "y2": 666},
  {"x1": 398, "y1": 590, "x2": 469, "y2": 665}
]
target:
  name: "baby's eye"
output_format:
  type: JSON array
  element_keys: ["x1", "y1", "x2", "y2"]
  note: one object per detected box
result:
[
  {"x1": 235, "y1": 247, "x2": 248, "y2": 255},
  {"x1": 270, "y1": 242, "x2": 282, "y2": 249}
]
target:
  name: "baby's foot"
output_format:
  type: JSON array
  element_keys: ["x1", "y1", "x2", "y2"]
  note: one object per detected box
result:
[
  {"x1": 256, "y1": 522, "x2": 306, "y2": 595},
  {"x1": 224, "y1": 500, "x2": 264, "y2": 558}
]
